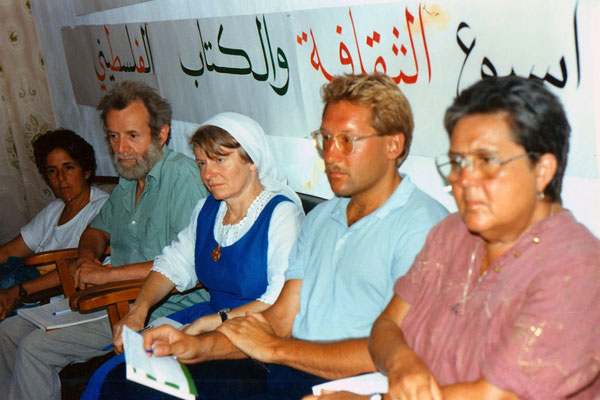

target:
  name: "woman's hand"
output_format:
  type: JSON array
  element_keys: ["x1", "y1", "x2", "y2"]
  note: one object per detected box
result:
[
  {"x1": 386, "y1": 364, "x2": 442, "y2": 400},
  {"x1": 182, "y1": 313, "x2": 220, "y2": 335},
  {"x1": 112, "y1": 308, "x2": 147, "y2": 354},
  {"x1": 0, "y1": 286, "x2": 20, "y2": 320}
]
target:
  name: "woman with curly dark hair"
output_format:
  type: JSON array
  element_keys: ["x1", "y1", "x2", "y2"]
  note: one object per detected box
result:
[{"x1": 0, "y1": 129, "x2": 109, "y2": 318}]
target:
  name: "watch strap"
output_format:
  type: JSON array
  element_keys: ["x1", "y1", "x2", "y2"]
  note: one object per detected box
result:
[
  {"x1": 218, "y1": 308, "x2": 231, "y2": 322},
  {"x1": 17, "y1": 282, "x2": 27, "y2": 299}
]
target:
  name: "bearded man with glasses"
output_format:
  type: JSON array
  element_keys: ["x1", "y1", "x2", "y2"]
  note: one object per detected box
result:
[{"x1": 133, "y1": 73, "x2": 447, "y2": 400}]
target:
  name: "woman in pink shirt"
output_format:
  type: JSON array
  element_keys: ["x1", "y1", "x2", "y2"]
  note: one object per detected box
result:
[{"x1": 369, "y1": 77, "x2": 600, "y2": 400}]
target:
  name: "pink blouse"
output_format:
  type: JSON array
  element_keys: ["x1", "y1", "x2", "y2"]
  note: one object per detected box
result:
[{"x1": 395, "y1": 211, "x2": 600, "y2": 399}]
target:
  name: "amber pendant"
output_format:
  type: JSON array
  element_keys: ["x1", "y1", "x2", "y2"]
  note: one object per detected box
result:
[{"x1": 211, "y1": 244, "x2": 221, "y2": 262}]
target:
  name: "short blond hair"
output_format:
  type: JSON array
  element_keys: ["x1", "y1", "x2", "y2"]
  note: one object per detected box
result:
[{"x1": 321, "y1": 74, "x2": 414, "y2": 165}]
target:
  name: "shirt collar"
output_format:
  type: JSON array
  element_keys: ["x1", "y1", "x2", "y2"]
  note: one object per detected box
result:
[{"x1": 330, "y1": 174, "x2": 417, "y2": 225}]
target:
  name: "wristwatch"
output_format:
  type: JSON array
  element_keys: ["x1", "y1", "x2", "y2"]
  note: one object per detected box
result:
[
  {"x1": 218, "y1": 308, "x2": 231, "y2": 322},
  {"x1": 369, "y1": 394, "x2": 383, "y2": 400},
  {"x1": 17, "y1": 282, "x2": 27, "y2": 299}
]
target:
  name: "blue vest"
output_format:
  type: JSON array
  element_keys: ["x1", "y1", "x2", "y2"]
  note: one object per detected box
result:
[{"x1": 194, "y1": 194, "x2": 291, "y2": 312}]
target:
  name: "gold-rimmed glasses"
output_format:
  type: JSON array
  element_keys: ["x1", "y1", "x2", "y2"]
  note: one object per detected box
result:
[
  {"x1": 435, "y1": 151, "x2": 537, "y2": 182},
  {"x1": 311, "y1": 130, "x2": 383, "y2": 156}
]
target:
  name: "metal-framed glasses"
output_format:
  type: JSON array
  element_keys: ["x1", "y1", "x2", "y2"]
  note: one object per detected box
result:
[
  {"x1": 435, "y1": 151, "x2": 537, "y2": 182},
  {"x1": 311, "y1": 130, "x2": 383, "y2": 156}
]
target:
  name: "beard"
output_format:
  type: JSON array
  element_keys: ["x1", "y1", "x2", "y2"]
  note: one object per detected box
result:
[{"x1": 110, "y1": 139, "x2": 163, "y2": 181}]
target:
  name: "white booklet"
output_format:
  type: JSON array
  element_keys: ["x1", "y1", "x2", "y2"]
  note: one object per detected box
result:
[
  {"x1": 312, "y1": 372, "x2": 388, "y2": 396},
  {"x1": 17, "y1": 297, "x2": 107, "y2": 330},
  {"x1": 123, "y1": 325, "x2": 197, "y2": 400}
]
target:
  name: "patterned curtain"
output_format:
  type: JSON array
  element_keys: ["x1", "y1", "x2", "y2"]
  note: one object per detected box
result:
[{"x1": 0, "y1": 0, "x2": 56, "y2": 243}]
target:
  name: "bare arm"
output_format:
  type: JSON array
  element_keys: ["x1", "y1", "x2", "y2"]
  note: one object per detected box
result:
[
  {"x1": 0, "y1": 235, "x2": 59, "y2": 319},
  {"x1": 369, "y1": 296, "x2": 519, "y2": 400},
  {"x1": 183, "y1": 299, "x2": 271, "y2": 336},
  {"x1": 74, "y1": 226, "x2": 153, "y2": 288},
  {"x1": 217, "y1": 279, "x2": 375, "y2": 379},
  {"x1": 112, "y1": 270, "x2": 176, "y2": 353},
  {"x1": 143, "y1": 279, "x2": 307, "y2": 363},
  {"x1": 369, "y1": 296, "x2": 442, "y2": 400},
  {"x1": 442, "y1": 380, "x2": 520, "y2": 400},
  {"x1": 0, "y1": 269, "x2": 62, "y2": 320},
  {"x1": 0, "y1": 234, "x2": 33, "y2": 264},
  {"x1": 77, "y1": 226, "x2": 110, "y2": 262}
]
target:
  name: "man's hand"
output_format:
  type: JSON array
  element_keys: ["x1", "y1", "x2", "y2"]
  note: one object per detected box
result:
[
  {"x1": 73, "y1": 258, "x2": 112, "y2": 289},
  {"x1": 386, "y1": 363, "x2": 442, "y2": 400},
  {"x1": 0, "y1": 286, "x2": 20, "y2": 320},
  {"x1": 216, "y1": 311, "x2": 279, "y2": 363},
  {"x1": 112, "y1": 308, "x2": 147, "y2": 354},
  {"x1": 303, "y1": 391, "x2": 370, "y2": 400},
  {"x1": 142, "y1": 325, "x2": 209, "y2": 363}
]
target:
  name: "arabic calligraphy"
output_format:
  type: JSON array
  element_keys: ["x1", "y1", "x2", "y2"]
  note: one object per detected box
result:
[
  {"x1": 94, "y1": 24, "x2": 154, "y2": 91},
  {"x1": 296, "y1": 4, "x2": 432, "y2": 85},
  {"x1": 180, "y1": 15, "x2": 290, "y2": 96},
  {"x1": 455, "y1": 1, "x2": 581, "y2": 94}
]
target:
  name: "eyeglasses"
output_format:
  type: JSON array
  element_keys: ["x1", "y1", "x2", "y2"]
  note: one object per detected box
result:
[
  {"x1": 311, "y1": 130, "x2": 383, "y2": 156},
  {"x1": 435, "y1": 151, "x2": 537, "y2": 182}
]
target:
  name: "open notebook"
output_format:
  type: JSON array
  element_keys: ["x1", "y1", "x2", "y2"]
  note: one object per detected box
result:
[{"x1": 17, "y1": 297, "x2": 107, "y2": 330}]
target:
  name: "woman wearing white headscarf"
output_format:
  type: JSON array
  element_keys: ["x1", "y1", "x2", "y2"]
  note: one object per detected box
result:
[{"x1": 83, "y1": 112, "x2": 303, "y2": 399}]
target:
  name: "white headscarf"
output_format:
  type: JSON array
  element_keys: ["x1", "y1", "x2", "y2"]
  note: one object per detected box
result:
[{"x1": 199, "y1": 112, "x2": 302, "y2": 209}]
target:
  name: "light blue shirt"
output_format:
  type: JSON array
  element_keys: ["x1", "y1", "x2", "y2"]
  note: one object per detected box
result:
[{"x1": 287, "y1": 175, "x2": 448, "y2": 341}]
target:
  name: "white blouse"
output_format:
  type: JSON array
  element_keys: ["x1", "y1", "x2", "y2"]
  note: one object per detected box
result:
[{"x1": 152, "y1": 190, "x2": 303, "y2": 304}]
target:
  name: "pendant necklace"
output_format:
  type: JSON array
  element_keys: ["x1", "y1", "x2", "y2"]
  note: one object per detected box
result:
[
  {"x1": 212, "y1": 212, "x2": 242, "y2": 262},
  {"x1": 212, "y1": 223, "x2": 234, "y2": 262}
]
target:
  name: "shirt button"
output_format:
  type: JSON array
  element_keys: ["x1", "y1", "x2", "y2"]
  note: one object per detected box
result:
[
  {"x1": 131, "y1": 220, "x2": 136, "y2": 225},
  {"x1": 532, "y1": 236, "x2": 540, "y2": 243}
]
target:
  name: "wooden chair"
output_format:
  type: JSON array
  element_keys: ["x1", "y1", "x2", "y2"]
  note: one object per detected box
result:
[{"x1": 20, "y1": 248, "x2": 79, "y2": 304}]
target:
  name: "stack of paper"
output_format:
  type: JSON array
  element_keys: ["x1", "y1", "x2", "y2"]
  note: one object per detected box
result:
[
  {"x1": 17, "y1": 297, "x2": 107, "y2": 330},
  {"x1": 312, "y1": 372, "x2": 388, "y2": 395}
]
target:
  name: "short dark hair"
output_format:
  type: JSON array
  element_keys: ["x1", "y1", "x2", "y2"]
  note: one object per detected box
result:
[
  {"x1": 190, "y1": 125, "x2": 252, "y2": 164},
  {"x1": 97, "y1": 81, "x2": 172, "y2": 144},
  {"x1": 321, "y1": 74, "x2": 414, "y2": 166},
  {"x1": 444, "y1": 76, "x2": 570, "y2": 202},
  {"x1": 33, "y1": 129, "x2": 97, "y2": 183}
]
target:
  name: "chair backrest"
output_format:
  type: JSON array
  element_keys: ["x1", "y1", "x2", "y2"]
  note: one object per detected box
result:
[
  {"x1": 297, "y1": 192, "x2": 327, "y2": 214},
  {"x1": 90, "y1": 175, "x2": 119, "y2": 194},
  {"x1": 24, "y1": 248, "x2": 79, "y2": 297}
]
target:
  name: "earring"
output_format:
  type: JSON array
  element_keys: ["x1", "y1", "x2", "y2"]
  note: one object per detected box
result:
[{"x1": 536, "y1": 192, "x2": 545, "y2": 200}]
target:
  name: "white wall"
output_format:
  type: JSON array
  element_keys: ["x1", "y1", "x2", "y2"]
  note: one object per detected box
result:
[{"x1": 31, "y1": 0, "x2": 599, "y2": 236}]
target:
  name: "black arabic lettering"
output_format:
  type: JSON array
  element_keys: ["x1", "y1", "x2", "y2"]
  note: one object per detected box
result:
[
  {"x1": 456, "y1": 22, "x2": 475, "y2": 95},
  {"x1": 180, "y1": 17, "x2": 289, "y2": 95},
  {"x1": 215, "y1": 24, "x2": 252, "y2": 75}
]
